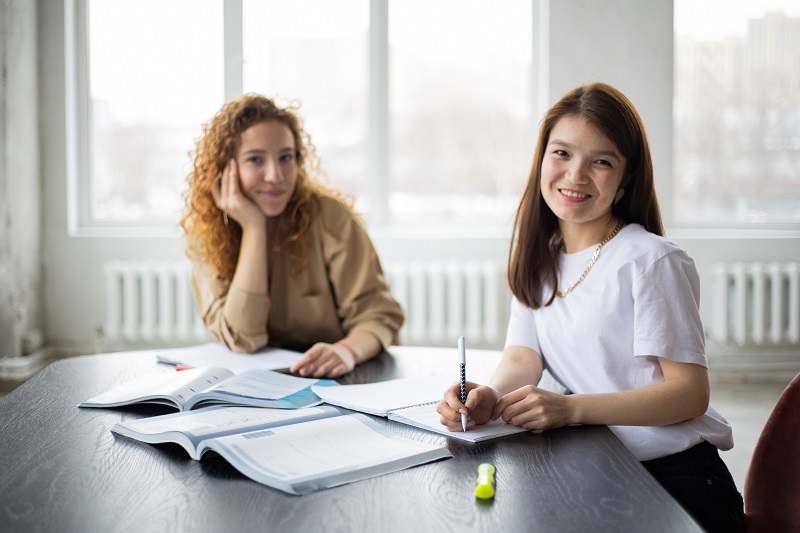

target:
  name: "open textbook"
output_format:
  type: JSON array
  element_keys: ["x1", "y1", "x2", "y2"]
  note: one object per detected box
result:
[
  {"x1": 112, "y1": 405, "x2": 452, "y2": 495},
  {"x1": 79, "y1": 367, "x2": 336, "y2": 411},
  {"x1": 311, "y1": 377, "x2": 530, "y2": 443},
  {"x1": 155, "y1": 342, "x2": 302, "y2": 373}
]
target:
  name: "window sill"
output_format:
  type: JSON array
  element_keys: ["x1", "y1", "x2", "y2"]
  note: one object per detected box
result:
[
  {"x1": 67, "y1": 224, "x2": 183, "y2": 239},
  {"x1": 667, "y1": 226, "x2": 800, "y2": 240}
]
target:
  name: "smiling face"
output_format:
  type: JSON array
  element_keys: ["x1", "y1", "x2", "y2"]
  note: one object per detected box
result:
[
  {"x1": 236, "y1": 120, "x2": 299, "y2": 218},
  {"x1": 540, "y1": 114, "x2": 626, "y2": 238}
]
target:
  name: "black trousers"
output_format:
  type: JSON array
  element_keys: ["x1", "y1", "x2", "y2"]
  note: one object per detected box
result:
[{"x1": 641, "y1": 441, "x2": 745, "y2": 533}]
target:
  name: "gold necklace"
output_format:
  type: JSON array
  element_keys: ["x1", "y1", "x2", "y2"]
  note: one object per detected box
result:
[{"x1": 556, "y1": 220, "x2": 625, "y2": 297}]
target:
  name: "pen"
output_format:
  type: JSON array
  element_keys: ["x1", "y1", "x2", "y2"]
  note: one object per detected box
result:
[{"x1": 459, "y1": 336, "x2": 467, "y2": 432}]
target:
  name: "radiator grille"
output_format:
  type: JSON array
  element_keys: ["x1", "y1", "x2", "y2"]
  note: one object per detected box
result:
[
  {"x1": 103, "y1": 259, "x2": 509, "y2": 348},
  {"x1": 711, "y1": 262, "x2": 800, "y2": 346},
  {"x1": 385, "y1": 261, "x2": 507, "y2": 347},
  {"x1": 103, "y1": 260, "x2": 208, "y2": 344}
]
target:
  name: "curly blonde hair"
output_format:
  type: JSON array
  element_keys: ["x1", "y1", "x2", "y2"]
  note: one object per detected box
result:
[{"x1": 181, "y1": 94, "x2": 353, "y2": 286}]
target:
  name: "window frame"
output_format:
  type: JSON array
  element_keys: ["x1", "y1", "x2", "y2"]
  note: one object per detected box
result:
[
  {"x1": 66, "y1": 0, "x2": 544, "y2": 238},
  {"x1": 66, "y1": 0, "x2": 800, "y2": 239}
]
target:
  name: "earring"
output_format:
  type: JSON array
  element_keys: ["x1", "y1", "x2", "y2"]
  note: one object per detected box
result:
[{"x1": 614, "y1": 188, "x2": 625, "y2": 205}]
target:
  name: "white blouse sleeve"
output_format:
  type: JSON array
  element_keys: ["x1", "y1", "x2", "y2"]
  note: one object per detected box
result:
[
  {"x1": 632, "y1": 250, "x2": 707, "y2": 364},
  {"x1": 504, "y1": 297, "x2": 541, "y2": 354}
]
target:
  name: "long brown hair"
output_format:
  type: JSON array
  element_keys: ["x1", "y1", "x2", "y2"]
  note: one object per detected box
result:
[
  {"x1": 508, "y1": 82, "x2": 664, "y2": 309},
  {"x1": 181, "y1": 94, "x2": 352, "y2": 285}
]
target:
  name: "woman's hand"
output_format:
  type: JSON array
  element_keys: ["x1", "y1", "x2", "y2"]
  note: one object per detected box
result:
[
  {"x1": 491, "y1": 385, "x2": 574, "y2": 430},
  {"x1": 437, "y1": 382, "x2": 500, "y2": 431},
  {"x1": 211, "y1": 159, "x2": 265, "y2": 230},
  {"x1": 291, "y1": 342, "x2": 356, "y2": 378}
]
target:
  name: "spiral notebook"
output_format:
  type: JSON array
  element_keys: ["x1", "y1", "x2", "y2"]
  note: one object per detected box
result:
[
  {"x1": 311, "y1": 376, "x2": 529, "y2": 443},
  {"x1": 310, "y1": 376, "x2": 451, "y2": 417},
  {"x1": 388, "y1": 403, "x2": 531, "y2": 443}
]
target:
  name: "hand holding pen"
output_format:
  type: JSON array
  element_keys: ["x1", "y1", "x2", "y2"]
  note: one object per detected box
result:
[
  {"x1": 435, "y1": 337, "x2": 501, "y2": 432},
  {"x1": 436, "y1": 380, "x2": 500, "y2": 432}
]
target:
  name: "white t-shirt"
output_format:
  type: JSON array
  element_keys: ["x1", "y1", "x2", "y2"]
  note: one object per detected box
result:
[{"x1": 505, "y1": 223, "x2": 733, "y2": 461}]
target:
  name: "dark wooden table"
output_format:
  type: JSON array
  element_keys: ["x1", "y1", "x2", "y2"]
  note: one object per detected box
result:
[{"x1": 0, "y1": 348, "x2": 701, "y2": 532}]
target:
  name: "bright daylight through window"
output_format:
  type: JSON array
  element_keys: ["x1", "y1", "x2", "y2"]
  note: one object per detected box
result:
[
  {"x1": 674, "y1": 0, "x2": 800, "y2": 225},
  {"x1": 387, "y1": 0, "x2": 532, "y2": 225},
  {"x1": 87, "y1": 0, "x2": 223, "y2": 225},
  {"x1": 241, "y1": 0, "x2": 368, "y2": 205},
  {"x1": 83, "y1": 0, "x2": 532, "y2": 228}
]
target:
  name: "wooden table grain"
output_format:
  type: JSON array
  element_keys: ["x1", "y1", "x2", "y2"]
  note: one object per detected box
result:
[{"x1": 0, "y1": 348, "x2": 701, "y2": 532}]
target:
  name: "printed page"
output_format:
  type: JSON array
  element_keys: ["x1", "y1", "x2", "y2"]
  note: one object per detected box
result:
[
  {"x1": 156, "y1": 342, "x2": 302, "y2": 373},
  {"x1": 185, "y1": 369, "x2": 337, "y2": 409},
  {"x1": 79, "y1": 367, "x2": 233, "y2": 410},
  {"x1": 112, "y1": 405, "x2": 343, "y2": 459},
  {"x1": 117, "y1": 405, "x2": 343, "y2": 439},
  {"x1": 310, "y1": 376, "x2": 452, "y2": 416},
  {"x1": 206, "y1": 413, "x2": 451, "y2": 495},
  {"x1": 388, "y1": 403, "x2": 530, "y2": 443}
]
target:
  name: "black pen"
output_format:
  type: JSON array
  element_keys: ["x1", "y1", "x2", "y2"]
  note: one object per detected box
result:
[{"x1": 458, "y1": 336, "x2": 467, "y2": 432}]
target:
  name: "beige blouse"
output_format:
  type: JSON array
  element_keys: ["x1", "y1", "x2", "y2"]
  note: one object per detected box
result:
[{"x1": 190, "y1": 196, "x2": 404, "y2": 353}]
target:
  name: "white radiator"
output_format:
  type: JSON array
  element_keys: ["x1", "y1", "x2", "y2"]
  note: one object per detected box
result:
[
  {"x1": 103, "y1": 259, "x2": 509, "y2": 347},
  {"x1": 711, "y1": 262, "x2": 800, "y2": 346},
  {"x1": 385, "y1": 261, "x2": 507, "y2": 347},
  {"x1": 103, "y1": 260, "x2": 209, "y2": 344}
]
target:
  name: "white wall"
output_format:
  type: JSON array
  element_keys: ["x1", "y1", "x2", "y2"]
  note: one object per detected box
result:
[
  {"x1": 548, "y1": 0, "x2": 674, "y2": 218},
  {"x1": 0, "y1": 0, "x2": 42, "y2": 358},
  {"x1": 39, "y1": 0, "x2": 184, "y2": 355},
  {"x1": 33, "y1": 0, "x2": 800, "y2": 367}
]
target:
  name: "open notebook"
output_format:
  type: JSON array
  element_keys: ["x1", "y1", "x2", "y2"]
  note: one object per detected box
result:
[
  {"x1": 311, "y1": 376, "x2": 451, "y2": 416},
  {"x1": 388, "y1": 403, "x2": 530, "y2": 443},
  {"x1": 311, "y1": 376, "x2": 529, "y2": 443}
]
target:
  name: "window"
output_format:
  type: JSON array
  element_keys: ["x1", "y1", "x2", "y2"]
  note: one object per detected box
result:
[
  {"x1": 388, "y1": 0, "x2": 533, "y2": 225},
  {"x1": 242, "y1": 0, "x2": 369, "y2": 202},
  {"x1": 674, "y1": 1, "x2": 800, "y2": 225},
  {"x1": 85, "y1": 0, "x2": 224, "y2": 226},
  {"x1": 72, "y1": 0, "x2": 533, "y2": 232}
]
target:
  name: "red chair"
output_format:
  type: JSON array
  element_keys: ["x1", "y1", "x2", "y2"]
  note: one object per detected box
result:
[{"x1": 744, "y1": 372, "x2": 800, "y2": 532}]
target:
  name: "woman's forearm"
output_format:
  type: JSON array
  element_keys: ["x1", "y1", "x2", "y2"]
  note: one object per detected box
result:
[
  {"x1": 568, "y1": 359, "x2": 709, "y2": 427},
  {"x1": 230, "y1": 225, "x2": 268, "y2": 295},
  {"x1": 488, "y1": 346, "x2": 544, "y2": 396},
  {"x1": 337, "y1": 330, "x2": 382, "y2": 365}
]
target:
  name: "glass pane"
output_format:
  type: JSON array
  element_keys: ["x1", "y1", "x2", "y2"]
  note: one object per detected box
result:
[
  {"x1": 88, "y1": 0, "x2": 224, "y2": 224},
  {"x1": 674, "y1": 1, "x2": 800, "y2": 225},
  {"x1": 242, "y1": 0, "x2": 368, "y2": 201},
  {"x1": 389, "y1": 0, "x2": 533, "y2": 225}
]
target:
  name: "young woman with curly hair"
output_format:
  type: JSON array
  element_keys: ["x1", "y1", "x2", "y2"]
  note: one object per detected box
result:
[{"x1": 181, "y1": 94, "x2": 403, "y2": 378}]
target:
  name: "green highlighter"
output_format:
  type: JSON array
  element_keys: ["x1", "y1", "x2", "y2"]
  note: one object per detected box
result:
[{"x1": 474, "y1": 463, "x2": 496, "y2": 499}]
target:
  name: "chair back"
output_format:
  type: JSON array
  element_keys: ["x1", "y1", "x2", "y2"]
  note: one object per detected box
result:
[{"x1": 744, "y1": 373, "x2": 800, "y2": 532}]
